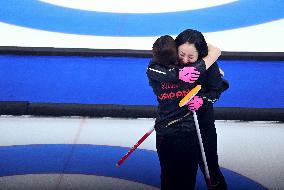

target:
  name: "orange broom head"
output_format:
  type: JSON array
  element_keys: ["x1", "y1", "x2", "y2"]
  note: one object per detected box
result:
[{"x1": 179, "y1": 85, "x2": 201, "y2": 107}]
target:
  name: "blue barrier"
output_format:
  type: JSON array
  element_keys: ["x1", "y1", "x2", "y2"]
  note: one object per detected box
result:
[{"x1": 0, "y1": 55, "x2": 283, "y2": 108}]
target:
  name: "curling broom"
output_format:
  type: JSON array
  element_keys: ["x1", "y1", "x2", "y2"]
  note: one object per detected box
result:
[
  {"x1": 179, "y1": 85, "x2": 213, "y2": 190},
  {"x1": 116, "y1": 85, "x2": 201, "y2": 167}
]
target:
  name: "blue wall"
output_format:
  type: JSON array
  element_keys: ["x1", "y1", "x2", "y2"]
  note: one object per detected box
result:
[{"x1": 0, "y1": 55, "x2": 283, "y2": 108}]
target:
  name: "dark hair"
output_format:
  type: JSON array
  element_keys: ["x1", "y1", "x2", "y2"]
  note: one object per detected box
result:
[
  {"x1": 175, "y1": 29, "x2": 208, "y2": 59},
  {"x1": 152, "y1": 35, "x2": 177, "y2": 67}
]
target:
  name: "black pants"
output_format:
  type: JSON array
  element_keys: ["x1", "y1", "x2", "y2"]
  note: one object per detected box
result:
[
  {"x1": 156, "y1": 109, "x2": 227, "y2": 190},
  {"x1": 156, "y1": 130, "x2": 200, "y2": 190},
  {"x1": 197, "y1": 107, "x2": 227, "y2": 190}
]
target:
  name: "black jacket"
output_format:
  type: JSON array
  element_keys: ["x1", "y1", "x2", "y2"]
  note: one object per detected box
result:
[
  {"x1": 195, "y1": 61, "x2": 229, "y2": 111},
  {"x1": 146, "y1": 59, "x2": 229, "y2": 135},
  {"x1": 146, "y1": 60, "x2": 206, "y2": 135}
]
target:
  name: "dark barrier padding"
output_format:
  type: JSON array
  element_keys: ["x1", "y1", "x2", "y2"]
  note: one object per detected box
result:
[
  {"x1": 1, "y1": 46, "x2": 284, "y2": 60},
  {"x1": 214, "y1": 107, "x2": 284, "y2": 121},
  {"x1": 0, "y1": 46, "x2": 152, "y2": 58},
  {"x1": 0, "y1": 101, "x2": 29, "y2": 115},
  {"x1": 0, "y1": 102, "x2": 283, "y2": 121},
  {"x1": 28, "y1": 103, "x2": 157, "y2": 118}
]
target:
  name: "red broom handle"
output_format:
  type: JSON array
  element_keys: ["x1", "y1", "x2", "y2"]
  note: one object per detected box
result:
[{"x1": 116, "y1": 127, "x2": 155, "y2": 167}]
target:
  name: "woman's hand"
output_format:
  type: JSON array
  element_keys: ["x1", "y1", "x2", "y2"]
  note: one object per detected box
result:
[
  {"x1": 179, "y1": 67, "x2": 200, "y2": 83},
  {"x1": 187, "y1": 96, "x2": 203, "y2": 111}
]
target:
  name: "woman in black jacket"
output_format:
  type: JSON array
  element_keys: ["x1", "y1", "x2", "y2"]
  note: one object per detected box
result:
[
  {"x1": 146, "y1": 35, "x2": 222, "y2": 190},
  {"x1": 175, "y1": 29, "x2": 229, "y2": 190}
]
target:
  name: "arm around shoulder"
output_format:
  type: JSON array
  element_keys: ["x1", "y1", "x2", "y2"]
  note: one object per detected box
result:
[{"x1": 202, "y1": 44, "x2": 221, "y2": 70}]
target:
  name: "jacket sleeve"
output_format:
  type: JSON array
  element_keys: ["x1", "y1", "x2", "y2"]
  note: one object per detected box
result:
[
  {"x1": 198, "y1": 62, "x2": 229, "y2": 106},
  {"x1": 146, "y1": 62, "x2": 179, "y2": 82},
  {"x1": 146, "y1": 60, "x2": 206, "y2": 83}
]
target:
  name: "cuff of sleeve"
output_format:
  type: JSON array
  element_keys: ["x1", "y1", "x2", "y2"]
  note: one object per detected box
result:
[
  {"x1": 195, "y1": 59, "x2": 206, "y2": 74},
  {"x1": 202, "y1": 96, "x2": 218, "y2": 104},
  {"x1": 198, "y1": 93, "x2": 218, "y2": 105}
]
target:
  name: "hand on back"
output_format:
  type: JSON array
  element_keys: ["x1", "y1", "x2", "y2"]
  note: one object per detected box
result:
[{"x1": 179, "y1": 67, "x2": 200, "y2": 83}]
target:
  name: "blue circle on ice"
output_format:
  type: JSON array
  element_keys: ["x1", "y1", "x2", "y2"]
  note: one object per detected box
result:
[
  {"x1": 0, "y1": 0, "x2": 283, "y2": 36},
  {"x1": 0, "y1": 144, "x2": 267, "y2": 189}
]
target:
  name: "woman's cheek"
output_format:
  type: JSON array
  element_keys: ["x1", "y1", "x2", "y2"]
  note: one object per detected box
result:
[
  {"x1": 189, "y1": 58, "x2": 198, "y2": 63},
  {"x1": 180, "y1": 61, "x2": 193, "y2": 65}
]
